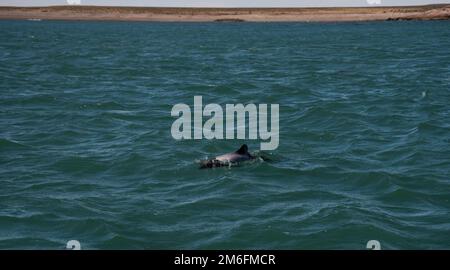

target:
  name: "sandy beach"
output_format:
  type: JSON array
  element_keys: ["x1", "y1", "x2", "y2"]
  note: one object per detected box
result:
[{"x1": 0, "y1": 5, "x2": 449, "y2": 22}]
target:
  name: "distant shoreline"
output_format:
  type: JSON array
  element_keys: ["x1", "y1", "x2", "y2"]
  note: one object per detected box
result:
[{"x1": 0, "y1": 5, "x2": 449, "y2": 22}]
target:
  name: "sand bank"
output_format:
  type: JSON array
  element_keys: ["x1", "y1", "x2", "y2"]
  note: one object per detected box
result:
[{"x1": 0, "y1": 5, "x2": 449, "y2": 22}]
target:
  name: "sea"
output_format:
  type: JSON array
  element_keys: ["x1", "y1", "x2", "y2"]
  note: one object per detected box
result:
[{"x1": 0, "y1": 20, "x2": 449, "y2": 249}]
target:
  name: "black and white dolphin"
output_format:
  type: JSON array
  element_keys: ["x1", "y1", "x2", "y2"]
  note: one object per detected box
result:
[{"x1": 200, "y1": 144, "x2": 255, "y2": 169}]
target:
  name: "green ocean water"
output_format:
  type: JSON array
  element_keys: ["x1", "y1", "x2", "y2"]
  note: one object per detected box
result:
[{"x1": 0, "y1": 20, "x2": 450, "y2": 250}]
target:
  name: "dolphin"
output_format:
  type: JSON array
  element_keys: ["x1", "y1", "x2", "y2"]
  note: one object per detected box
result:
[{"x1": 200, "y1": 144, "x2": 255, "y2": 169}]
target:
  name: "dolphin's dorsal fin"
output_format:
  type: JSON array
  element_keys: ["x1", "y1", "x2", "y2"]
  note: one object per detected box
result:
[{"x1": 236, "y1": 144, "x2": 248, "y2": 155}]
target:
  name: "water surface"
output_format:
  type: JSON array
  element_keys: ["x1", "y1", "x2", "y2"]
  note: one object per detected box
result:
[{"x1": 1, "y1": 20, "x2": 450, "y2": 249}]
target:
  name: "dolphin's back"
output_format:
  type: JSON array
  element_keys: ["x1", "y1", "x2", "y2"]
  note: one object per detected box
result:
[
  {"x1": 199, "y1": 144, "x2": 254, "y2": 169},
  {"x1": 216, "y1": 152, "x2": 249, "y2": 163}
]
